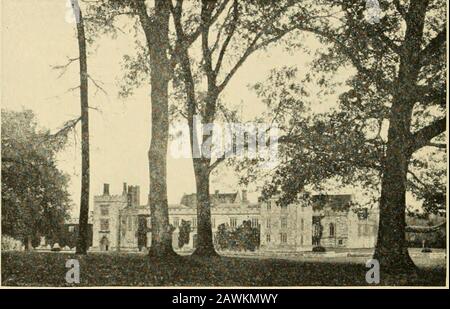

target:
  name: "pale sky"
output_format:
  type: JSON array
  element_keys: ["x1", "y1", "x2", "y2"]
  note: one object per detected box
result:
[{"x1": 1, "y1": 0, "x2": 374, "y2": 218}]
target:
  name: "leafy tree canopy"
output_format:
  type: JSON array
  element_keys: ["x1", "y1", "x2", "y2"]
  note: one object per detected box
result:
[
  {"x1": 1, "y1": 109, "x2": 71, "y2": 245},
  {"x1": 238, "y1": 0, "x2": 446, "y2": 213}
]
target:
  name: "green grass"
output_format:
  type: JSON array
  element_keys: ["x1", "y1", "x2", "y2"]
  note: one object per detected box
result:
[{"x1": 1, "y1": 251, "x2": 446, "y2": 287}]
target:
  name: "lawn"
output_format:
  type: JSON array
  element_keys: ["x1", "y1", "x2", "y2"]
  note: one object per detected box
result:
[{"x1": 1, "y1": 251, "x2": 446, "y2": 287}]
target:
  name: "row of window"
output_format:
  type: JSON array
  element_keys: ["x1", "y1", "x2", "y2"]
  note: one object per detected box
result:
[
  {"x1": 101, "y1": 216, "x2": 334, "y2": 238},
  {"x1": 99, "y1": 219, "x2": 352, "y2": 245},
  {"x1": 99, "y1": 204, "x2": 261, "y2": 231},
  {"x1": 265, "y1": 233, "x2": 308, "y2": 245},
  {"x1": 170, "y1": 217, "x2": 259, "y2": 229},
  {"x1": 99, "y1": 216, "x2": 139, "y2": 232},
  {"x1": 99, "y1": 214, "x2": 365, "y2": 243},
  {"x1": 266, "y1": 219, "x2": 337, "y2": 238},
  {"x1": 264, "y1": 218, "x2": 338, "y2": 239},
  {"x1": 266, "y1": 202, "x2": 289, "y2": 211},
  {"x1": 231, "y1": 217, "x2": 259, "y2": 228},
  {"x1": 357, "y1": 224, "x2": 373, "y2": 237},
  {"x1": 102, "y1": 216, "x2": 260, "y2": 231},
  {"x1": 265, "y1": 233, "x2": 289, "y2": 244},
  {"x1": 265, "y1": 217, "x2": 305, "y2": 230}
]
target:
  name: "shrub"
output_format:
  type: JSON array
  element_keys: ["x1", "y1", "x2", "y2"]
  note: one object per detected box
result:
[
  {"x1": 2, "y1": 235, "x2": 24, "y2": 251},
  {"x1": 312, "y1": 246, "x2": 326, "y2": 253},
  {"x1": 215, "y1": 220, "x2": 260, "y2": 251},
  {"x1": 178, "y1": 220, "x2": 191, "y2": 249}
]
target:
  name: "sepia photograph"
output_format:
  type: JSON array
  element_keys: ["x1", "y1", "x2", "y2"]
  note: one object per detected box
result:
[{"x1": 0, "y1": 0, "x2": 448, "y2": 294}]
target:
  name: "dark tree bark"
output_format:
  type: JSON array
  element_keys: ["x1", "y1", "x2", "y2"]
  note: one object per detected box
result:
[
  {"x1": 173, "y1": 6, "x2": 219, "y2": 257},
  {"x1": 190, "y1": 3, "x2": 221, "y2": 256},
  {"x1": 135, "y1": 0, "x2": 176, "y2": 258},
  {"x1": 373, "y1": 0, "x2": 432, "y2": 273},
  {"x1": 288, "y1": 0, "x2": 446, "y2": 274},
  {"x1": 171, "y1": 0, "x2": 295, "y2": 257},
  {"x1": 73, "y1": 0, "x2": 90, "y2": 255},
  {"x1": 373, "y1": 101, "x2": 416, "y2": 272},
  {"x1": 192, "y1": 159, "x2": 217, "y2": 256},
  {"x1": 25, "y1": 236, "x2": 33, "y2": 251}
]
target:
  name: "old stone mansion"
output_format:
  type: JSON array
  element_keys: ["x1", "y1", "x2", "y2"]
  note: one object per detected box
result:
[{"x1": 92, "y1": 183, "x2": 379, "y2": 252}]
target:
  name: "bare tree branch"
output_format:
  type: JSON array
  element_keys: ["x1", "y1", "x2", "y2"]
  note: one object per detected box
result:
[
  {"x1": 88, "y1": 106, "x2": 103, "y2": 114},
  {"x1": 374, "y1": 31, "x2": 402, "y2": 55},
  {"x1": 416, "y1": 84, "x2": 446, "y2": 108},
  {"x1": 393, "y1": 0, "x2": 407, "y2": 18},
  {"x1": 213, "y1": 0, "x2": 238, "y2": 75},
  {"x1": 169, "y1": 0, "x2": 230, "y2": 69},
  {"x1": 209, "y1": 147, "x2": 234, "y2": 172},
  {"x1": 51, "y1": 116, "x2": 82, "y2": 138},
  {"x1": 409, "y1": 117, "x2": 447, "y2": 153},
  {"x1": 87, "y1": 74, "x2": 108, "y2": 96},
  {"x1": 427, "y1": 142, "x2": 446, "y2": 149},
  {"x1": 51, "y1": 57, "x2": 79, "y2": 79},
  {"x1": 210, "y1": 5, "x2": 231, "y2": 54},
  {"x1": 201, "y1": 0, "x2": 216, "y2": 85},
  {"x1": 217, "y1": 31, "x2": 263, "y2": 92},
  {"x1": 407, "y1": 169, "x2": 428, "y2": 189},
  {"x1": 66, "y1": 85, "x2": 81, "y2": 93},
  {"x1": 420, "y1": 28, "x2": 446, "y2": 65},
  {"x1": 405, "y1": 221, "x2": 445, "y2": 233}
]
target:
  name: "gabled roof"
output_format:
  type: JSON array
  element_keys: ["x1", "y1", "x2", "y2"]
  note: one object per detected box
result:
[
  {"x1": 311, "y1": 194, "x2": 352, "y2": 211},
  {"x1": 211, "y1": 192, "x2": 239, "y2": 205}
]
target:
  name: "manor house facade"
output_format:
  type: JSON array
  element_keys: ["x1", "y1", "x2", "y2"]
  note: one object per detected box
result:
[{"x1": 92, "y1": 183, "x2": 378, "y2": 252}]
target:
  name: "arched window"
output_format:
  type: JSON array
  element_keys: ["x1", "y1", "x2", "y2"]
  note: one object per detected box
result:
[{"x1": 329, "y1": 223, "x2": 335, "y2": 237}]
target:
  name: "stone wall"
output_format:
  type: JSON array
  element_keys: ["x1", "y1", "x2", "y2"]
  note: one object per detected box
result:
[
  {"x1": 92, "y1": 187, "x2": 379, "y2": 252},
  {"x1": 320, "y1": 212, "x2": 348, "y2": 248},
  {"x1": 92, "y1": 194, "x2": 127, "y2": 251},
  {"x1": 260, "y1": 199, "x2": 313, "y2": 252},
  {"x1": 347, "y1": 209, "x2": 379, "y2": 248}
]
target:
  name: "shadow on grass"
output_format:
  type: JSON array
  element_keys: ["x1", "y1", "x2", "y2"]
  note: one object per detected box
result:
[{"x1": 1, "y1": 251, "x2": 445, "y2": 287}]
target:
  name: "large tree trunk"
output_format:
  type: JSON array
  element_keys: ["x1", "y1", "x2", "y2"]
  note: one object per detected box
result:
[
  {"x1": 373, "y1": 102, "x2": 416, "y2": 273},
  {"x1": 177, "y1": 46, "x2": 217, "y2": 257},
  {"x1": 74, "y1": 1, "x2": 90, "y2": 255},
  {"x1": 135, "y1": 0, "x2": 176, "y2": 258},
  {"x1": 192, "y1": 159, "x2": 217, "y2": 257},
  {"x1": 25, "y1": 235, "x2": 33, "y2": 251},
  {"x1": 179, "y1": 61, "x2": 218, "y2": 256},
  {"x1": 147, "y1": 63, "x2": 174, "y2": 257},
  {"x1": 373, "y1": 0, "x2": 429, "y2": 274}
]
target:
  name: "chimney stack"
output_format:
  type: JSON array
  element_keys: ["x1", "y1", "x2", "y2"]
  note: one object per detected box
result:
[
  {"x1": 134, "y1": 186, "x2": 140, "y2": 206},
  {"x1": 123, "y1": 182, "x2": 127, "y2": 196},
  {"x1": 127, "y1": 185, "x2": 140, "y2": 206},
  {"x1": 103, "y1": 183, "x2": 110, "y2": 196},
  {"x1": 242, "y1": 190, "x2": 248, "y2": 202}
]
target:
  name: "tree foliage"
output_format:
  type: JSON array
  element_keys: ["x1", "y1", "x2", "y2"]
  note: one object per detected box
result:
[
  {"x1": 241, "y1": 0, "x2": 446, "y2": 214},
  {"x1": 1, "y1": 109, "x2": 71, "y2": 248},
  {"x1": 238, "y1": 0, "x2": 446, "y2": 271},
  {"x1": 215, "y1": 220, "x2": 260, "y2": 251},
  {"x1": 178, "y1": 219, "x2": 191, "y2": 249},
  {"x1": 80, "y1": 0, "x2": 346, "y2": 256}
]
